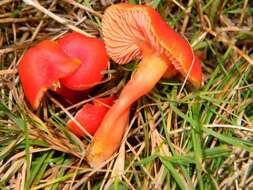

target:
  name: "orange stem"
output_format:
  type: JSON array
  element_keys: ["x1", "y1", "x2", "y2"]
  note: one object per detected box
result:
[
  {"x1": 87, "y1": 110, "x2": 129, "y2": 167},
  {"x1": 87, "y1": 52, "x2": 169, "y2": 167}
]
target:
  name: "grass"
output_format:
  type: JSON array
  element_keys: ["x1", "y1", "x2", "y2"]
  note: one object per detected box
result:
[{"x1": 0, "y1": 0, "x2": 253, "y2": 189}]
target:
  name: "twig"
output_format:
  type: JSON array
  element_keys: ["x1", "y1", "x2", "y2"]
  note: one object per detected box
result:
[
  {"x1": 195, "y1": 0, "x2": 204, "y2": 27},
  {"x1": 204, "y1": 27, "x2": 253, "y2": 66},
  {"x1": 171, "y1": 0, "x2": 186, "y2": 11},
  {"x1": 0, "y1": 42, "x2": 35, "y2": 55},
  {"x1": 0, "y1": 17, "x2": 44, "y2": 24},
  {"x1": 239, "y1": 0, "x2": 248, "y2": 26},
  {"x1": 22, "y1": 0, "x2": 94, "y2": 37},
  {"x1": 180, "y1": 0, "x2": 194, "y2": 34},
  {"x1": 62, "y1": 0, "x2": 103, "y2": 18},
  {"x1": 0, "y1": 0, "x2": 12, "y2": 6},
  {"x1": 30, "y1": 0, "x2": 57, "y2": 41},
  {"x1": 205, "y1": 124, "x2": 253, "y2": 133},
  {"x1": 0, "y1": 69, "x2": 18, "y2": 75}
]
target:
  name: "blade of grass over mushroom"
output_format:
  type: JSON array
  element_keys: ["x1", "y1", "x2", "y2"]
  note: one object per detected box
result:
[
  {"x1": 48, "y1": 107, "x2": 86, "y2": 153},
  {"x1": 47, "y1": 94, "x2": 93, "y2": 140}
]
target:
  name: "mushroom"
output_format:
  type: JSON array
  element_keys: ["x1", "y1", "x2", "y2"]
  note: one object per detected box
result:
[
  {"x1": 87, "y1": 3, "x2": 203, "y2": 166},
  {"x1": 58, "y1": 32, "x2": 109, "y2": 90},
  {"x1": 19, "y1": 32, "x2": 109, "y2": 109},
  {"x1": 18, "y1": 40, "x2": 80, "y2": 109},
  {"x1": 67, "y1": 97, "x2": 114, "y2": 137}
]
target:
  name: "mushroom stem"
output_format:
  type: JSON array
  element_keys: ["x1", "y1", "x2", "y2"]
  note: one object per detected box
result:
[
  {"x1": 87, "y1": 52, "x2": 169, "y2": 166},
  {"x1": 111, "y1": 53, "x2": 168, "y2": 117},
  {"x1": 87, "y1": 110, "x2": 129, "y2": 167}
]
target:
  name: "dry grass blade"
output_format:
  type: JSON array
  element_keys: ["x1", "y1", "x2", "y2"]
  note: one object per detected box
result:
[
  {"x1": 180, "y1": 0, "x2": 194, "y2": 34},
  {"x1": 0, "y1": 0, "x2": 12, "y2": 6},
  {"x1": 203, "y1": 27, "x2": 253, "y2": 66},
  {"x1": 62, "y1": 0, "x2": 103, "y2": 18},
  {"x1": 47, "y1": 94, "x2": 93, "y2": 139},
  {"x1": 0, "y1": 17, "x2": 45, "y2": 24},
  {"x1": 0, "y1": 159, "x2": 24, "y2": 183},
  {"x1": 22, "y1": 0, "x2": 94, "y2": 37},
  {"x1": 0, "y1": 69, "x2": 18, "y2": 75},
  {"x1": 103, "y1": 142, "x2": 126, "y2": 190}
]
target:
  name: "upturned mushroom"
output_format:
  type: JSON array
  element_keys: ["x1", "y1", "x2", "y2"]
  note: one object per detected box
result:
[
  {"x1": 58, "y1": 32, "x2": 109, "y2": 90},
  {"x1": 19, "y1": 40, "x2": 80, "y2": 110},
  {"x1": 87, "y1": 3, "x2": 203, "y2": 166}
]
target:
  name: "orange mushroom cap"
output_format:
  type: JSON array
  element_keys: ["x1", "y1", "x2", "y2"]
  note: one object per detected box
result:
[
  {"x1": 67, "y1": 97, "x2": 114, "y2": 137},
  {"x1": 58, "y1": 32, "x2": 109, "y2": 90},
  {"x1": 102, "y1": 3, "x2": 202, "y2": 87},
  {"x1": 18, "y1": 40, "x2": 80, "y2": 109}
]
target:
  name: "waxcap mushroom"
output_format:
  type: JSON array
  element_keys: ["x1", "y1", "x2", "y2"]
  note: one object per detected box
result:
[
  {"x1": 102, "y1": 3, "x2": 202, "y2": 87},
  {"x1": 18, "y1": 40, "x2": 80, "y2": 109},
  {"x1": 87, "y1": 3, "x2": 203, "y2": 167}
]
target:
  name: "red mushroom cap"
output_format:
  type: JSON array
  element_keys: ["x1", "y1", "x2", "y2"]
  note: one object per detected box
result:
[
  {"x1": 102, "y1": 3, "x2": 202, "y2": 87},
  {"x1": 58, "y1": 32, "x2": 109, "y2": 90},
  {"x1": 18, "y1": 40, "x2": 80, "y2": 109},
  {"x1": 67, "y1": 97, "x2": 114, "y2": 137}
]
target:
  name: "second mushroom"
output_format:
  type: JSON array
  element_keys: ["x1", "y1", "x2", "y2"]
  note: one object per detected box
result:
[{"x1": 87, "y1": 3, "x2": 203, "y2": 167}]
